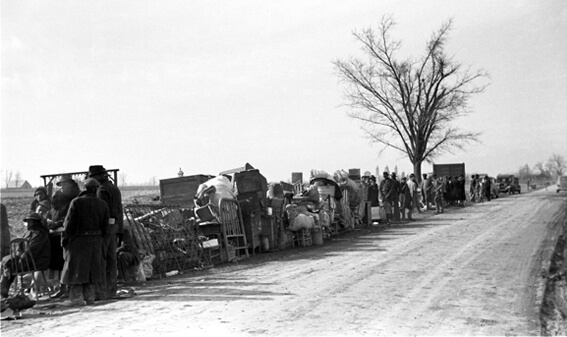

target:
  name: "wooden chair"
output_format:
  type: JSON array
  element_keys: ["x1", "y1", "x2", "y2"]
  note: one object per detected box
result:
[
  {"x1": 218, "y1": 198, "x2": 249, "y2": 260},
  {"x1": 198, "y1": 234, "x2": 222, "y2": 266},
  {"x1": 316, "y1": 185, "x2": 340, "y2": 234},
  {"x1": 292, "y1": 228, "x2": 312, "y2": 247},
  {"x1": 8, "y1": 238, "x2": 51, "y2": 300}
]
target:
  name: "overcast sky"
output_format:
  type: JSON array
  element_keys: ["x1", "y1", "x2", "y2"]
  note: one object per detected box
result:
[{"x1": 2, "y1": 0, "x2": 566, "y2": 186}]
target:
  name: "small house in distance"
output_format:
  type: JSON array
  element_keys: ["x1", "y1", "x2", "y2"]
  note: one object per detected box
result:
[{"x1": 4, "y1": 180, "x2": 32, "y2": 189}]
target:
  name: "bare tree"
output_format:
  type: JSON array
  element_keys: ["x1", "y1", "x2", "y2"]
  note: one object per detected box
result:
[
  {"x1": 533, "y1": 162, "x2": 551, "y2": 180},
  {"x1": 546, "y1": 154, "x2": 566, "y2": 178},
  {"x1": 517, "y1": 164, "x2": 533, "y2": 182},
  {"x1": 148, "y1": 176, "x2": 157, "y2": 186},
  {"x1": 4, "y1": 170, "x2": 13, "y2": 188},
  {"x1": 334, "y1": 16, "x2": 488, "y2": 180},
  {"x1": 119, "y1": 172, "x2": 128, "y2": 187},
  {"x1": 14, "y1": 171, "x2": 22, "y2": 188}
]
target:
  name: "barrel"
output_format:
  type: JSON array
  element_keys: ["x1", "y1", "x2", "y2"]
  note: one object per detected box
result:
[{"x1": 312, "y1": 228, "x2": 323, "y2": 246}]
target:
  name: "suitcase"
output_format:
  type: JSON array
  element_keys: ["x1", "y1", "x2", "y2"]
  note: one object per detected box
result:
[{"x1": 371, "y1": 206, "x2": 386, "y2": 220}]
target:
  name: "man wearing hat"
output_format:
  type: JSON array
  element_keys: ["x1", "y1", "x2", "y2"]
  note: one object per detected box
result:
[
  {"x1": 47, "y1": 174, "x2": 81, "y2": 299},
  {"x1": 88, "y1": 165, "x2": 123, "y2": 300},
  {"x1": 60, "y1": 178, "x2": 109, "y2": 306},
  {"x1": 1, "y1": 213, "x2": 51, "y2": 298},
  {"x1": 390, "y1": 172, "x2": 401, "y2": 222},
  {"x1": 357, "y1": 171, "x2": 370, "y2": 225},
  {"x1": 379, "y1": 172, "x2": 393, "y2": 225}
]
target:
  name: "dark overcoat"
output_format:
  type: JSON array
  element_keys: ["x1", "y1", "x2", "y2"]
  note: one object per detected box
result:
[
  {"x1": 22, "y1": 221, "x2": 51, "y2": 270},
  {"x1": 379, "y1": 178, "x2": 393, "y2": 202},
  {"x1": 1, "y1": 204, "x2": 10, "y2": 258},
  {"x1": 61, "y1": 190, "x2": 109, "y2": 285},
  {"x1": 97, "y1": 180, "x2": 123, "y2": 235},
  {"x1": 399, "y1": 182, "x2": 413, "y2": 210},
  {"x1": 367, "y1": 184, "x2": 380, "y2": 207}
]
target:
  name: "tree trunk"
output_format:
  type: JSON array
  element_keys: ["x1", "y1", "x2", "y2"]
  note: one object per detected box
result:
[{"x1": 413, "y1": 161, "x2": 423, "y2": 184}]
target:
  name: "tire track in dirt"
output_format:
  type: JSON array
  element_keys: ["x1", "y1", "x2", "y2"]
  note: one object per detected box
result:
[
  {"x1": 378, "y1": 196, "x2": 560, "y2": 336},
  {"x1": 241, "y1": 191, "x2": 565, "y2": 336}
]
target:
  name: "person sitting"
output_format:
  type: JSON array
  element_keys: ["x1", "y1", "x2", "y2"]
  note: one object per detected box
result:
[
  {"x1": 1, "y1": 213, "x2": 51, "y2": 298},
  {"x1": 116, "y1": 223, "x2": 140, "y2": 283}
]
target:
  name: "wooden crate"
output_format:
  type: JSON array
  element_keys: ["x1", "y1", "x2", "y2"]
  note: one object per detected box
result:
[{"x1": 159, "y1": 174, "x2": 213, "y2": 207}]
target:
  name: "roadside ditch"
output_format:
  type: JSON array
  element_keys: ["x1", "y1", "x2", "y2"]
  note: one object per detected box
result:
[{"x1": 540, "y1": 218, "x2": 567, "y2": 335}]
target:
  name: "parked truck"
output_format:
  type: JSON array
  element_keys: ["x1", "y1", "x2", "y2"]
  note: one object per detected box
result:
[
  {"x1": 496, "y1": 174, "x2": 521, "y2": 194},
  {"x1": 432, "y1": 163, "x2": 466, "y2": 178}
]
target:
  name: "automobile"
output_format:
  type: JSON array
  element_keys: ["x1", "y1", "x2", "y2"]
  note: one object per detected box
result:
[
  {"x1": 557, "y1": 175, "x2": 567, "y2": 193},
  {"x1": 496, "y1": 174, "x2": 521, "y2": 194}
]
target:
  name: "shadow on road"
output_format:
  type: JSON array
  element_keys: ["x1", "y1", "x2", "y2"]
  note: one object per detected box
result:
[{"x1": 133, "y1": 276, "x2": 288, "y2": 302}]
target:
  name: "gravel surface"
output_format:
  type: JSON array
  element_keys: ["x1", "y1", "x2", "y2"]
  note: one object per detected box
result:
[{"x1": 2, "y1": 188, "x2": 565, "y2": 336}]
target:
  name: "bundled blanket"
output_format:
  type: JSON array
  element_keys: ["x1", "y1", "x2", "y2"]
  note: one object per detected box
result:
[{"x1": 195, "y1": 176, "x2": 237, "y2": 221}]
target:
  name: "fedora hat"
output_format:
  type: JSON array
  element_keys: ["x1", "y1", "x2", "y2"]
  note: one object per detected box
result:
[
  {"x1": 88, "y1": 165, "x2": 108, "y2": 177},
  {"x1": 56, "y1": 174, "x2": 74, "y2": 186}
]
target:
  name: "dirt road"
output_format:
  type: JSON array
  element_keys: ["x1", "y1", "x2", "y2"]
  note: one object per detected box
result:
[{"x1": 2, "y1": 188, "x2": 566, "y2": 336}]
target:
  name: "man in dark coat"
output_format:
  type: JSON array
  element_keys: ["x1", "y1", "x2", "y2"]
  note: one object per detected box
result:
[
  {"x1": 88, "y1": 165, "x2": 122, "y2": 300},
  {"x1": 458, "y1": 175, "x2": 467, "y2": 206},
  {"x1": 367, "y1": 176, "x2": 380, "y2": 207},
  {"x1": 60, "y1": 178, "x2": 109, "y2": 306},
  {"x1": 483, "y1": 175, "x2": 492, "y2": 201},
  {"x1": 1, "y1": 213, "x2": 51, "y2": 298},
  {"x1": 390, "y1": 172, "x2": 401, "y2": 221},
  {"x1": 433, "y1": 175, "x2": 445, "y2": 214},
  {"x1": 379, "y1": 172, "x2": 393, "y2": 225}
]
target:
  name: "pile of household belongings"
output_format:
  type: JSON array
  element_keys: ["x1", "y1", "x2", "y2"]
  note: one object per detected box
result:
[
  {"x1": 285, "y1": 169, "x2": 352, "y2": 233},
  {"x1": 194, "y1": 176, "x2": 237, "y2": 222},
  {"x1": 333, "y1": 169, "x2": 366, "y2": 227}
]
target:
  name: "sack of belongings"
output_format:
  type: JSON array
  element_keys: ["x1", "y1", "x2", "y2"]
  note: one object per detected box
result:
[
  {"x1": 310, "y1": 169, "x2": 334, "y2": 182},
  {"x1": 334, "y1": 170, "x2": 363, "y2": 208},
  {"x1": 139, "y1": 251, "x2": 155, "y2": 280},
  {"x1": 195, "y1": 176, "x2": 237, "y2": 220},
  {"x1": 289, "y1": 213, "x2": 315, "y2": 231},
  {"x1": 371, "y1": 206, "x2": 387, "y2": 220}
]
